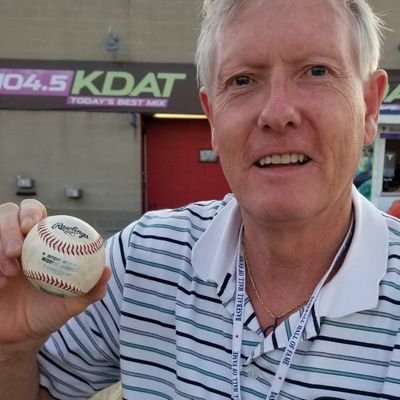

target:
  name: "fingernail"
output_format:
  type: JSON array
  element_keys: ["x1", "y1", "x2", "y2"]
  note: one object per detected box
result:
[{"x1": 7, "y1": 239, "x2": 21, "y2": 254}]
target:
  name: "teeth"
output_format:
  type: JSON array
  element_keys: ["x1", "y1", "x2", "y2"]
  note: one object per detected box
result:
[
  {"x1": 271, "y1": 155, "x2": 281, "y2": 164},
  {"x1": 257, "y1": 153, "x2": 308, "y2": 166}
]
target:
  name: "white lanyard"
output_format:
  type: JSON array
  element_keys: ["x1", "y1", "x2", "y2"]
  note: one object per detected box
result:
[
  {"x1": 232, "y1": 217, "x2": 354, "y2": 400},
  {"x1": 231, "y1": 229, "x2": 246, "y2": 400}
]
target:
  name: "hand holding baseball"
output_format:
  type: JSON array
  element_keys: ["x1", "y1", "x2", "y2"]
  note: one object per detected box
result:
[
  {"x1": 0, "y1": 200, "x2": 110, "y2": 353},
  {"x1": 22, "y1": 215, "x2": 105, "y2": 297}
]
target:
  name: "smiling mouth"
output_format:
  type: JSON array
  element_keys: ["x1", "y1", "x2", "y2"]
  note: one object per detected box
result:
[{"x1": 256, "y1": 153, "x2": 310, "y2": 167}]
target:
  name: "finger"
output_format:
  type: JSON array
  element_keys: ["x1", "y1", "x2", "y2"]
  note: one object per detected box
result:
[
  {"x1": 0, "y1": 271, "x2": 7, "y2": 288},
  {"x1": 0, "y1": 202, "x2": 24, "y2": 259},
  {"x1": 0, "y1": 236, "x2": 20, "y2": 277},
  {"x1": 83, "y1": 266, "x2": 111, "y2": 303},
  {"x1": 19, "y1": 199, "x2": 48, "y2": 234},
  {"x1": 64, "y1": 266, "x2": 112, "y2": 317}
]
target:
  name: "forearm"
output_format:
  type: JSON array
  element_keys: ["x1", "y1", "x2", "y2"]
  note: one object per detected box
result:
[{"x1": 0, "y1": 350, "x2": 47, "y2": 400}]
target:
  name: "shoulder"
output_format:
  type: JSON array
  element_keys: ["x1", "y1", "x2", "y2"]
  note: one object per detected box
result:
[
  {"x1": 105, "y1": 194, "x2": 235, "y2": 272},
  {"x1": 382, "y1": 211, "x2": 400, "y2": 246},
  {"x1": 380, "y1": 211, "x2": 400, "y2": 290},
  {"x1": 129, "y1": 194, "x2": 235, "y2": 246}
]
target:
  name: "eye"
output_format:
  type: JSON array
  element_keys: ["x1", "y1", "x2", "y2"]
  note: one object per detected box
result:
[
  {"x1": 233, "y1": 75, "x2": 251, "y2": 86},
  {"x1": 307, "y1": 65, "x2": 328, "y2": 77}
]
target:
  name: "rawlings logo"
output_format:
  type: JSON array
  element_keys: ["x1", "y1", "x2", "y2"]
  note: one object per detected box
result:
[{"x1": 52, "y1": 222, "x2": 89, "y2": 239}]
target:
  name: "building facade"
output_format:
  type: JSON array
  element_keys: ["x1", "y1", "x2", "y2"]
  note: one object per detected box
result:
[
  {"x1": 0, "y1": 0, "x2": 210, "y2": 237},
  {"x1": 0, "y1": 0, "x2": 399, "y2": 236}
]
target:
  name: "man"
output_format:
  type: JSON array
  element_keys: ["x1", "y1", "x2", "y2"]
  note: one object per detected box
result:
[{"x1": 0, "y1": 0, "x2": 396, "y2": 399}]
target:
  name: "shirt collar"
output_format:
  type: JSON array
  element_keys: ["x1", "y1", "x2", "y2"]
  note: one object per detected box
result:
[
  {"x1": 316, "y1": 187, "x2": 389, "y2": 317},
  {"x1": 192, "y1": 196, "x2": 242, "y2": 288},
  {"x1": 192, "y1": 187, "x2": 389, "y2": 317}
]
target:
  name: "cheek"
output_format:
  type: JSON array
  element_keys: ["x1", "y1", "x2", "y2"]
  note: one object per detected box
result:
[
  {"x1": 324, "y1": 85, "x2": 365, "y2": 144},
  {"x1": 333, "y1": 82, "x2": 365, "y2": 129},
  {"x1": 211, "y1": 112, "x2": 246, "y2": 156},
  {"x1": 211, "y1": 125, "x2": 243, "y2": 179},
  {"x1": 310, "y1": 90, "x2": 365, "y2": 179},
  {"x1": 331, "y1": 126, "x2": 365, "y2": 181},
  {"x1": 212, "y1": 130, "x2": 233, "y2": 163}
]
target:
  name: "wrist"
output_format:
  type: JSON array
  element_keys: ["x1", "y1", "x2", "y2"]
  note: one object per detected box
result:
[{"x1": 0, "y1": 342, "x2": 42, "y2": 362}]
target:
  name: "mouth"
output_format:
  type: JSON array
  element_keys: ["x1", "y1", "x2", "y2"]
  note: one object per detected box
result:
[{"x1": 256, "y1": 153, "x2": 311, "y2": 167}]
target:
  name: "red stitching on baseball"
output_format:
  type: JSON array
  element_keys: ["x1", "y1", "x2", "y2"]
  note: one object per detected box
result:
[
  {"x1": 37, "y1": 222, "x2": 104, "y2": 258},
  {"x1": 55, "y1": 240, "x2": 62, "y2": 252},
  {"x1": 42, "y1": 233, "x2": 52, "y2": 246},
  {"x1": 48, "y1": 237, "x2": 57, "y2": 250},
  {"x1": 23, "y1": 268, "x2": 85, "y2": 295}
]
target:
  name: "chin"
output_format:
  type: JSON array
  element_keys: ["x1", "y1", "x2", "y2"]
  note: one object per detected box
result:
[{"x1": 258, "y1": 195, "x2": 322, "y2": 221}]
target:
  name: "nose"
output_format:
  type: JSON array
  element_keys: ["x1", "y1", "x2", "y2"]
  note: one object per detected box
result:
[{"x1": 257, "y1": 75, "x2": 301, "y2": 132}]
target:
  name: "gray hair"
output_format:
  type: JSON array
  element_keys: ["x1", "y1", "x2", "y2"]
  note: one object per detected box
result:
[{"x1": 195, "y1": 0, "x2": 385, "y2": 92}]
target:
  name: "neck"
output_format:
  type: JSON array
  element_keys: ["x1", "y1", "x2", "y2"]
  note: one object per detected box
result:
[
  {"x1": 242, "y1": 203, "x2": 353, "y2": 276},
  {"x1": 242, "y1": 203, "x2": 352, "y2": 334},
  {"x1": 241, "y1": 203, "x2": 354, "y2": 329}
]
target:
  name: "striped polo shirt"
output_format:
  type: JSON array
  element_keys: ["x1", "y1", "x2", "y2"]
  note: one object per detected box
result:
[{"x1": 39, "y1": 187, "x2": 400, "y2": 399}]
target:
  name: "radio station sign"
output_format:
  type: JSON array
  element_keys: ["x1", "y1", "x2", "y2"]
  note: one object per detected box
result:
[{"x1": 0, "y1": 59, "x2": 202, "y2": 114}]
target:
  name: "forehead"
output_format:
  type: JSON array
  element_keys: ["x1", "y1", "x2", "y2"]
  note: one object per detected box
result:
[{"x1": 215, "y1": 0, "x2": 355, "y2": 68}]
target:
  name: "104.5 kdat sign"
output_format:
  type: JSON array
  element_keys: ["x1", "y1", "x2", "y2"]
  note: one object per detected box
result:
[
  {"x1": 71, "y1": 70, "x2": 186, "y2": 97},
  {"x1": 0, "y1": 65, "x2": 198, "y2": 112}
]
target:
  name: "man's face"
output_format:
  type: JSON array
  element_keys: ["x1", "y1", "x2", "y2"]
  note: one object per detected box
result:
[{"x1": 200, "y1": 0, "x2": 386, "y2": 225}]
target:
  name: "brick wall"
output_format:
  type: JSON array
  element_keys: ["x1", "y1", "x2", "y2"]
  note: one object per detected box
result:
[
  {"x1": 0, "y1": 0, "x2": 203, "y2": 236},
  {"x1": 0, "y1": 110, "x2": 142, "y2": 237},
  {"x1": 0, "y1": 0, "x2": 202, "y2": 63}
]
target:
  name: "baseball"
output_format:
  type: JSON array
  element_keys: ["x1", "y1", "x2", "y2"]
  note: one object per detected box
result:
[{"x1": 21, "y1": 215, "x2": 105, "y2": 297}]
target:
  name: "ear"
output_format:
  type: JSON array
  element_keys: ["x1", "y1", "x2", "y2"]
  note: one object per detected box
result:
[
  {"x1": 363, "y1": 69, "x2": 388, "y2": 146},
  {"x1": 199, "y1": 87, "x2": 219, "y2": 155}
]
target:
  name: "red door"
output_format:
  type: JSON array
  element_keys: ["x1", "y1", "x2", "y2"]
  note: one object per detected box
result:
[{"x1": 144, "y1": 117, "x2": 230, "y2": 211}]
